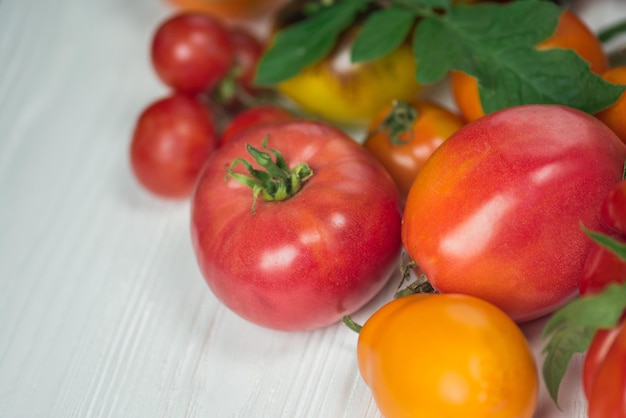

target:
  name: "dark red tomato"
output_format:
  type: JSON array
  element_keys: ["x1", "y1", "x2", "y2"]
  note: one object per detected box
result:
[
  {"x1": 191, "y1": 121, "x2": 402, "y2": 331},
  {"x1": 229, "y1": 28, "x2": 264, "y2": 95},
  {"x1": 130, "y1": 94, "x2": 217, "y2": 198},
  {"x1": 402, "y1": 105, "x2": 626, "y2": 322},
  {"x1": 579, "y1": 237, "x2": 626, "y2": 295},
  {"x1": 363, "y1": 100, "x2": 465, "y2": 199},
  {"x1": 583, "y1": 318, "x2": 626, "y2": 418},
  {"x1": 151, "y1": 13, "x2": 234, "y2": 93},
  {"x1": 602, "y1": 179, "x2": 626, "y2": 234},
  {"x1": 219, "y1": 106, "x2": 294, "y2": 145}
]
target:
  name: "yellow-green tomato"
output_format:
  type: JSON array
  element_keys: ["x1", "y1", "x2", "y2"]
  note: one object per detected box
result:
[{"x1": 357, "y1": 293, "x2": 538, "y2": 418}]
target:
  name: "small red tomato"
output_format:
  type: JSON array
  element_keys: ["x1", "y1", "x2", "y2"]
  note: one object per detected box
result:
[
  {"x1": 130, "y1": 94, "x2": 217, "y2": 198},
  {"x1": 579, "y1": 237, "x2": 626, "y2": 295},
  {"x1": 219, "y1": 105, "x2": 294, "y2": 145},
  {"x1": 229, "y1": 28, "x2": 264, "y2": 95},
  {"x1": 583, "y1": 318, "x2": 626, "y2": 418},
  {"x1": 191, "y1": 121, "x2": 402, "y2": 331},
  {"x1": 151, "y1": 13, "x2": 234, "y2": 93},
  {"x1": 602, "y1": 179, "x2": 626, "y2": 235},
  {"x1": 363, "y1": 100, "x2": 465, "y2": 199}
]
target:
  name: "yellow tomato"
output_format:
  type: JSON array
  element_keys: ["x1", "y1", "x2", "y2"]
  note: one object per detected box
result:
[
  {"x1": 357, "y1": 293, "x2": 538, "y2": 418},
  {"x1": 277, "y1": 37, "x2": 421, "y2": 126},
  {"x1": 596, "y1": 66, "x2": 626, "y2": 144}
]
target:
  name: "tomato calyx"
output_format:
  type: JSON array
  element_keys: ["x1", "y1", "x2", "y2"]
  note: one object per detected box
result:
[
  {"x1": 394, "y1": 256, "x2": 437, "y2": 298},
  {"x1": 225, "y1": 136, "x2": 313, "y2": 213},
  {"x1": 368, "y1": 100, "x2": 417, "y2": 146}
]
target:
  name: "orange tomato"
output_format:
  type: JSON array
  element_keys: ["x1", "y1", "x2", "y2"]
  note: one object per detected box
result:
[
  {"x1": 363, "y1": 100, "x2": 465, "y2": 198},
  {"x1": 356, "y1": 293, "x2": 538, "y2": 418},
  {"x1": 451, "y1": 9, "x2": 609, "y2": 122},
  {"x1": 164, "y1": 0, "x2": 280, "y2": 21},
  {"x1": 596, "y1": 66, "x2": 626, "y2": 144}
]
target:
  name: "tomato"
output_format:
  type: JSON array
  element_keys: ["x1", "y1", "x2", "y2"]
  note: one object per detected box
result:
[
  {"x1": 363, "y1": 100, "x2": 465, "y2": 199},
  {"x1": 602, "y1": 179, "x2": 626, "y2": 234},
  {"x1": 164, "y1": 0, "x2": 281, "y2": 21},
  {"x1": 596, "y1": 66, "x2": 626, "y2": 145},
  {"x1": 191, "y1": 121, "x2": 402, "y2": 331},
  {"x1": 583, "y1": 318, "x2": 626, "y2": 418},
  {"x1": 130, "y1": 94, "x2": 218, "y2": 198},
  {"x1": 579, "y1": 237, "x2": 626, "y2": 295},
  {"x1": 356, "y1": 293, "x2": 538, "y2": 418},
  {"x1": 451, "y1": 9, "x2": 609, "y2": 122},
  {"x1": 151, "y1": 13, "x2": 234, "y2": 94},
  {"x1": 219, "y1": 105, "x2": 294, "y2": 145},
  {"x1": 402, "y1": 105, "x2": 626, "y2": 322},
  {"x1": 228, "y1": 28, "x2": 264, "y2": 96}
]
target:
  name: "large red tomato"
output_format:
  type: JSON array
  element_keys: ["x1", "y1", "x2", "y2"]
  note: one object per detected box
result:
[
  {"x1": 191, "y1": 121, "x2": 402, "y2": 331},
  {"x1": 402, "y1": 105, "x2": 626, "y2": 322}
]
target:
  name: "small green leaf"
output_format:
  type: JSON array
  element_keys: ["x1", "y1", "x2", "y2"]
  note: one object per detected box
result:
[
  {"x1": 351, "y1": 7, "x2": 416, "y2": 63},
  {"x1": 255, "y1": 0, "x2": 371, "y2": 85},
  {"x1": 582, "y1": 224, "x2": 626, "y2": 261},
  {"x1": 394, "y1": 0, "x2": 451, "y2": 10},
  {"x1": 541, "y1": 283, "x2": 626, "y2": 406},
  {"x1": 413, "y1": 0, "x2": 626, "y2": 114}
]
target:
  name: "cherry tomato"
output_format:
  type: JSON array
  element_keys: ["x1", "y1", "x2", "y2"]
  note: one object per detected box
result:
[
  {"x1": 363, "y1": 100, "x2": 465, "y2": 199},
  {"x1": 402, "y1": 105, "x2": 626, "y2": 322},
  {"x1": 579, "y1": 236, "x2": 626, "y2": 295},
  {"x1": 228, "y1": 28, "x2": 264, "y2": 95},
  {"x1": 602, "y1": 179, "x2": 626, "y2": 234},
  {"x1": 191, "y1": 121, "x2": 402, "y2": 331},
  {"x1": 219, "y1": 105, "x2": 294, "y2": 145},
  {"x1": 583, "y1": 318, "x2": 626, "y2": 418},
  {"x1": 596, "y1": 66, "x2": 626, "y2": 144},
  {"x1": 151, "y1": 13, "x2": 234, "y2": 93},
  {"x1": 356, "y1": 293, "x2": 538, "y2": 418},
  {"x1": 164, "y1": 0, "x2": 281, "y2": 21},
  {"x1": 130, "y1": 94, "x2": 217, "y2": 198},
  {"x1": 451, "y1": 9, "x2": 609, "y2": 122}
]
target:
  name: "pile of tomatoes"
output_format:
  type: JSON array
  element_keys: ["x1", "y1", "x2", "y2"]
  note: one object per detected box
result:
[{"x1": 128, "y1": 1, "x2": 626, "y2": 417}]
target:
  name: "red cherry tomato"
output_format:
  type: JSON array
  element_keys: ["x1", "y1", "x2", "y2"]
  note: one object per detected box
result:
[
  {"x1": 151, "y1": 13, "x2": 234, "y2": 93},
  {"x1": 579, "y1": 237, "x2": 626, "y2": 295},
  {"x1": 583, "y1": 318, "x2": 626, "y2": 418},
  {"x1": 363, "y1": 100, "x2": 465, "y2": 199},
  {"x1": 402, "y1": 105, "x2": 626, "y2": 322},
  {"x1": 229, "y1": 28, "x2": 264, "y2": 95},
  {"x1": 191, "y1": 121, "x2": 402, "y2": 331},
  {"x1": 219, "y1": 106, "x2": 295, "y2": 145},
  {"x1": 130, "y1": 94, "x2": 217, "y2": 198},
  {"x1": 602, "y1": 179, "x2": 626, "y2": 235}
]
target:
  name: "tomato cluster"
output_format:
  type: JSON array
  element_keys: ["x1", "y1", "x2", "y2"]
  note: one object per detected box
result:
[{"x1": 129, "y1": 11, "x2": 293, "y2": 198}]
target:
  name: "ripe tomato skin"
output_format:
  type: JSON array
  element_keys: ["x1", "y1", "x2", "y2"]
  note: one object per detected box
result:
[
  {"x1": 602, "y1": 180, "x2": 626, "y2": 234},
  {"x1": 451, "y1": 9, "x2": 609, "y2": 122},
  {"x1": 151, "y1": 13, "x2": 234, "y2": 93},
  {"x1": 579, "y1": 237, "x2": 626, "y2": 295},
  {"x1": 363, "y1": 100, "x2": 465, "y2": 199},
  {"x1": 357, "y1": 293, "x2": 538, "y2": 418},
  {"x1": 219, "y1": 106, "x2": 294, "y2": 145},
  {"x1": 191, "y1": 121, "x2": 402, "y2": 331},
  {"x1": 130, "y1": 94, "x2": 217, "y2": 198},
  {"x1": 596, "y1": 67, "x2": 626, "y2": 145},
  {"x1": 402, "y1": 105, "x2": 626, "y2": 322},
  {"x1": 583, "y1": 319, "x2": 626, "y2": 418}
]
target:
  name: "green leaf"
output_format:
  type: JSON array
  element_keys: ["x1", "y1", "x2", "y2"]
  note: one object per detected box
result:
[
  {"x1": 583, "y1": 225, "x2": 626, "y2": 261},
  {"x1": 413, "y1": 0, "x2": 626, "y2": 114},
  {"x1": 394, "y1": 0, "x2": 451, "y2": 9},
  {"x1": 352, "y1": 7, "x2": 416, "y2": 63},
  {"x1": 541, "y1": 283, "x2": 626, "y2": 407},
  {"x1": 255, "y1": 0, "x2": 371, "y2": 86}
]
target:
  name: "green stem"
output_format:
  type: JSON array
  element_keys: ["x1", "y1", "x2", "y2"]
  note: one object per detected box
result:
[
  {"x1": 598, "y1": 18, "x2": 626, "y2": 44},
  {"x1": 225, "y1": 136, "x2": 313, "y2": 214},
  {"x1": 342, "y1": 315, "x2": 363, "y2": 333}
]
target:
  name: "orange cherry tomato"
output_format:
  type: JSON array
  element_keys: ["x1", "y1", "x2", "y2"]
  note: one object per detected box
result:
[
  {"x1": 164, "y1": 0, "x2": 280, "y2": 21},
  {"x1": 451, "y1": 9, "x2": 609, "y2": 122},
  {"x1": 356, "y1": 293, "x2": 538, "y2": 418},
  {"x1": 596, "y1": 66, "x2": 626, "y2": 144},
  {"x1": 363, "y1": 100, "x2": 465, "y2": 199}
]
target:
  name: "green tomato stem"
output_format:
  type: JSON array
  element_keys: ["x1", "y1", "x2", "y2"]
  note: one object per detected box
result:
[
  {"x1": 342, "y1": 315, "x2": 363, "y2": 333},
  {"x1": 225, "y1": 136, "x2": 313, "y2": 214},
  {"x1": 598, "y1": 17, "x2": 626, "y2": 43}
]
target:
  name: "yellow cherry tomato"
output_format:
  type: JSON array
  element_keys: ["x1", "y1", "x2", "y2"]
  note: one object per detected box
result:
[
  {"x1": 356, "y1": 293, "x2": 538, "y2": 418},
  {"x1": 596, "y1": 66, "x2": 626, "y2": 145},
  {"x1": 277, "y1": 32, "x2": 421, "y2": 126}
]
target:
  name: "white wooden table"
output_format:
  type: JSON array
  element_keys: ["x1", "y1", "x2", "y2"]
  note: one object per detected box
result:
[{"x1": 1, "y1": 0, "x2": 625, "y2": 417}]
